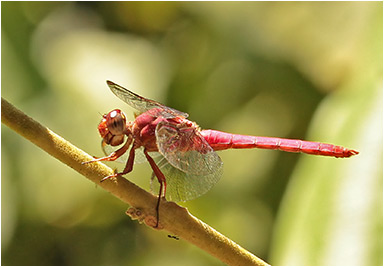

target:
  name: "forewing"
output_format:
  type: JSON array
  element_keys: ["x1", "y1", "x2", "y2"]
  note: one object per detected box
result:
[
  {"x1": 154, "y1": 121, "x2": 223, "y2": 201},
  {"x1": 106, "y1": 81, "x2": 188, "y2": 118}
]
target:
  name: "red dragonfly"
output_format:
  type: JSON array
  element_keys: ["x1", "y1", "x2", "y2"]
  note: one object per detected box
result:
[{"x1": 85, "y1": 81, "x2": 358, "y2": 226}]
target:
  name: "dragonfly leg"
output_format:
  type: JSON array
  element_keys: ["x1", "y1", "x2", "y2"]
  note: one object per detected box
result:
[
  {"x1": 82, "y1": 138, "x2": 131, "y2": 164},
  {"x1": 100, "y1": 143, "x2": 137, "y2": 182},
  {"x1": 144, "y1": 148, "x2": 167, "y2": 228},
  {"x1": 149, "y1": 157, "x2": 168, "y2": 188}
]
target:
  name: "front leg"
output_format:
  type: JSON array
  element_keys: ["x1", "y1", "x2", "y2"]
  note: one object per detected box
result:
[
  {"x1": 100, "y1": 143, "x2": 138, "y2": 182},
  {"x1": 82, "y1": 138, "x2": 131, "y2": 164}
]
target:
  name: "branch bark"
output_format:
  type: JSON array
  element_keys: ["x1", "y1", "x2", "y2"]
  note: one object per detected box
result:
[{"x1": 1, "y1": 97, "x2": 269, "y2": 266}]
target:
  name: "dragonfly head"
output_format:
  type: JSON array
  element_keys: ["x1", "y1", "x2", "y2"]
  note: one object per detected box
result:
[{"x1": 98, "y1": 109, "x2": 132, "y2": 146}]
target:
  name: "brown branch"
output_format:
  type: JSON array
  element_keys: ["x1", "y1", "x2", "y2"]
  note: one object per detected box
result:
[{"x1": 1, "y1": 97, "x2": 269, "y2": 266}]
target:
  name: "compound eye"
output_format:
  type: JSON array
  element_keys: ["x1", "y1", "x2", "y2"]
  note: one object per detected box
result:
[{"x1": 107, "y1": 109, "x2": 126, "y2": 135}]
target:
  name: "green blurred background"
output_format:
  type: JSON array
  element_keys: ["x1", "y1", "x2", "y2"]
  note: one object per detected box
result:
[{"x1": 1, "y1": 1, "x2": 382, "y2": 265}]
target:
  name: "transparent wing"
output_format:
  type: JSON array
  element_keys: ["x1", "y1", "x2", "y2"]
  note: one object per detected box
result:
[
  {"x1": 150, "y1": 154, "x2": 223, "y2": 202},
  {"x1": 153, "y1": 121, "x2": 223, "y2": 201},
  {"x1": 106, "y1": 81, "x2": 188, "y2": 119}
]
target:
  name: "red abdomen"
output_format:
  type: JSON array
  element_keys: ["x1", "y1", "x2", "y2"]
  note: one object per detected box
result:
[{"x1": 200, "y1": 129, "x2": 359, "y2": 158}]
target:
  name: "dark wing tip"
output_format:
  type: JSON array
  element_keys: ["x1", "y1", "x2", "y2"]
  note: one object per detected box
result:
[{"x1": 106, "y1": 80, "x2": 115, "y2": 86}]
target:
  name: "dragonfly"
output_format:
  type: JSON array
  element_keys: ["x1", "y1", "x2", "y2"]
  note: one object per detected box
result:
[{"x1": 84, "y1": 81, "x2": 359, "y2": 227}]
